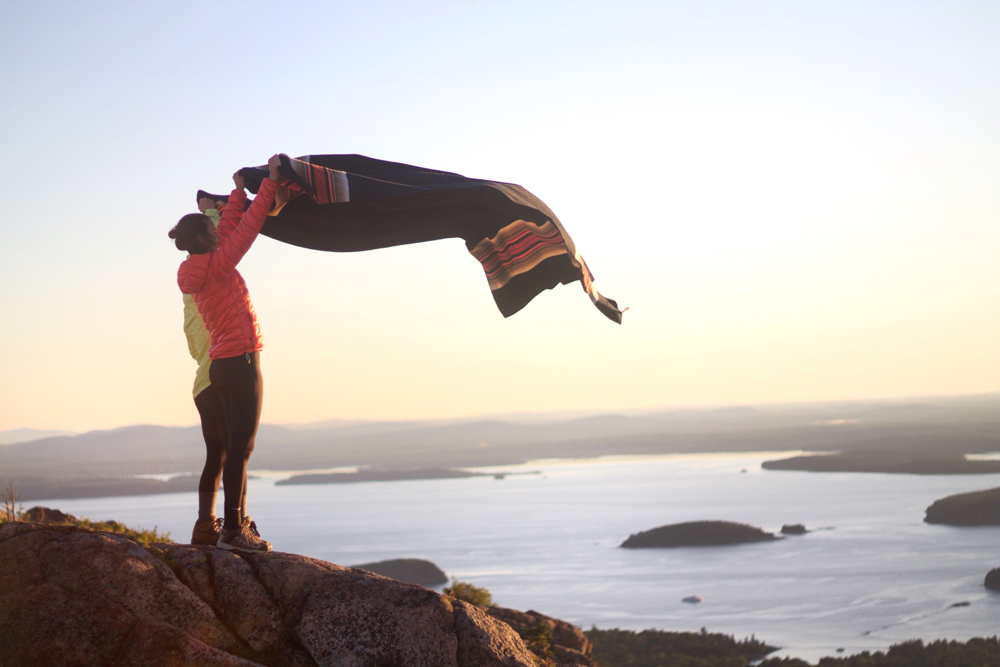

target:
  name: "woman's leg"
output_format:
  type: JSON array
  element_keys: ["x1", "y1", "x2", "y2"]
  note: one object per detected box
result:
[
  {"x1": 210, "y1": 352, "x2": 263, "y2": 532},
  {"x1": 194, "y1": 383, "x2": 227, "y2": 521}
]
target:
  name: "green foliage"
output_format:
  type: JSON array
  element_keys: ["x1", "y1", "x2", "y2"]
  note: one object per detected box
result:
[
  {"x1": 149, "y1": 545, "x2": 181, "y2": 572},
  {"x1": 0, "y1": 498, "x2": 172, "y2": 548},
  {"x1": 585, "y1": 627, "x2": 777, "y2": 667},
  {"x1": 443, "y1": 580, "x2": 493, "y2": 607},
  {"x1": 523, "y1": 621, "x2": 554, "y2": 661},
  {"x1": 588, "y1": 629, "x2": 1000, "y2": 667},
  {"x1": 757, "y1": 637, "x2": 1000, "y2": 667},
  {"x1": 72, "y1": 517, "x2": 172, "y2": 548}
]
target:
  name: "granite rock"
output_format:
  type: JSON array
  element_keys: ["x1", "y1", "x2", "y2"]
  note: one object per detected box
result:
[{"x1": 0, "y1": 521, "x2": 546, "y2": 667}]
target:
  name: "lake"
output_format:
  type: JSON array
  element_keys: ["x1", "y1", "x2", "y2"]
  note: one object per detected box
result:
[{"x1": 34, "y1": 453, "x2": 1000, "y2": 663}]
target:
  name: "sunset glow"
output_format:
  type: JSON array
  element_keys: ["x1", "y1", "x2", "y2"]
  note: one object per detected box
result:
[{"x1": 0, "y1": 1, "x2": 997, "y2": 433}]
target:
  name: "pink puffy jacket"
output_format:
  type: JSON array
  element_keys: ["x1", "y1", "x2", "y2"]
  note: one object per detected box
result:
[{"x1": 177, "y1": 178, "x2": 277, "y2": 360}]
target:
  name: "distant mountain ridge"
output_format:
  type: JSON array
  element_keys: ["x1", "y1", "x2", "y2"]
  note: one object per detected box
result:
[
  {"x1": 0, "y1": 428, "x2": 77, "y2": 445},
  {"x1": 2, "y1": 395, "x2": 998, "y2": 501}
]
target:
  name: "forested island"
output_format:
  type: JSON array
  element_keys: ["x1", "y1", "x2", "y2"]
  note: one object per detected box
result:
[
  {"x1": 2, "y1": 474, "x2": 201, "y2": 501},
  {"x1": 351, "y1": 557, "x2": 449, "y2": 586},
  {"x1": 585, "y1": 628, "x2": 776, "y2": 666},
  {"x1": 762, "y1": 452, "x2": 1000, "y2": 475},
  {"x1": 924, "y1": 486, "x2": 1000, "y2": 525},
  {"x1": 584, "y1": 630, "x2": 1000, "y2": 667},
  {"x1": 275, "y1": 467, "x2": 484, "y2": 485},
  {"x1": 621, "y1": 520, "x2": 778, "y2": 548}
]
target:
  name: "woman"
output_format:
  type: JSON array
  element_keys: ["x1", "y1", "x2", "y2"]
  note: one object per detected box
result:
[
  {"x1": 169, "y1": 154, "x2": 280, "y2": 553},
  {"x1": 185, "y1": 194, "x2": 227, "y2": 546},
  {"x1": 186, "y1": 193, "x2": 260, "y2": 546}
]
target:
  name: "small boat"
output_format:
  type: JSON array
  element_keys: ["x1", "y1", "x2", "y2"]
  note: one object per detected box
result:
[{"x1": 682, "y1": 595, "x2": 704, "y2": 604}]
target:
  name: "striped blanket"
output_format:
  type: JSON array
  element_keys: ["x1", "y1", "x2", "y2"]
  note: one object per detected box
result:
[{"x1": 232, "y1": 154, "x2": 622, "y2": 323}]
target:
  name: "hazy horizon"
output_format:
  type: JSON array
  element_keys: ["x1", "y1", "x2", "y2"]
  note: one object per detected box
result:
[{"x1": 4, "y1": 391, "x2": 999, "y2": 442}]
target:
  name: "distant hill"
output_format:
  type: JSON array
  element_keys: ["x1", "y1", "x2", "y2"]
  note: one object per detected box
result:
[
  {"x1": 2, "y1": 395, "x2": 998, "y2": 501},
  {"x1": 0, "y1": 429, "x2": 76, "y2": 445}
]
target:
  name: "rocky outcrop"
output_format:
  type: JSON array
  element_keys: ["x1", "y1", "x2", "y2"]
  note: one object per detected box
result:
[
  {"x1": 0, "y1": 521, "x2": 251, "y2": 667},
  {"x1": 780, "y1": 524, "x2": 807, "y2": 535},
  {"x1": 986, "y1": 568, "x2": 1000, "y2": 591},
  {"x1": 487, "y1": 606, "x2": 595, "y2": 666},
  {"x1": 21, "y1": 506, "x2": 78, "y2": 524},
  {"x1": 0, "y1": 521, "x2": 569, "y2": 667},
  {"x1": 352, "y1": 557, "x2": 449, "y2": 586},
  {"x1": 621, "y1": 521, "x2": 777, "y2": 548},
  {"x1": 924, "y1": 487, "x2": 1000, "y2": 526}
]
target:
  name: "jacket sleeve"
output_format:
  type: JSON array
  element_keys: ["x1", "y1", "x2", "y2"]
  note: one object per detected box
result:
[
  {"x1": 215, "y1": 188, "x2": 248, "y2": 242},
  {"x1": 206, "y1": 178, "x2": 278, "y2": 282}
]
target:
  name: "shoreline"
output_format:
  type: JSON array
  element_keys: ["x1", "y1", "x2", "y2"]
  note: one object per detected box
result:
[
  {"x1": 762, "y1": 452, "x2": 1000, "y2": 475},
  {"x1": 12, "y1": 454, "x2": 1000, "y2": 664},
  {"x1": 12, "y1": 449, "x2": 1000, "y2": 502}
]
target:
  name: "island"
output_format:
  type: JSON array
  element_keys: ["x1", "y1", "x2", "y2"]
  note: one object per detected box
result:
[
  {"x1": 621, "y1": 521, "x2": 778, "y2": 548},
  {"x1": 761, "y1": 451, "x2": 1000, "y2": 475},
  {"x1": 351, "y1": 558, "x2": 449, "y2": 586},
  {"x1": 781, "y1": 523, "x2": 808, "y2": 535},
  {"x1": 276, "y1": 467, "x2": 484, "y2": 485},
  {"x1": 5, "y1": 474, "x2": 202, "y2": 501},
  {"x1": 762, "y1": 452, "x2": 1000, "y2": 475},
  {"x1": 924, "y1": 486, "x2": 1000, "y2": 525}
]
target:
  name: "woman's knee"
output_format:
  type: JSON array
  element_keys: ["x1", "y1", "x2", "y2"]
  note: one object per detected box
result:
[
  {"x1": 227, "y1": 438, "x2": 254, "y2": 463},
  {"x1": 205, "y1": 449, "x2": 226, "y2": 475}
]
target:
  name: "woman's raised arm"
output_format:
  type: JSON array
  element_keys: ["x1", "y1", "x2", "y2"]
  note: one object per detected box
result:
[
  {"x1": 206, "y1": 155, "x2": 282, "y2": 281},
  {"x1": 214, "y1": 171, "x2": 249, "y2": 242}
]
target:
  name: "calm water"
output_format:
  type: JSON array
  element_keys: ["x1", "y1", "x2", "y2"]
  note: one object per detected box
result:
[{"x1": 37, "y1": 453, "x2": 1000, "y2": 663}]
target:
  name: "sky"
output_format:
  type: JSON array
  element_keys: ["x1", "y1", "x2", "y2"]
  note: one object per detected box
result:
[{"x1": 0, "y1": 1, "x2": 998, "y2": 433}]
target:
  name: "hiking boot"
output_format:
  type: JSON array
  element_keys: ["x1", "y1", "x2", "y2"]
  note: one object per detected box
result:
[
  {"x1": 242, "y1": 515, "x2": 261, "y2": 538},
  {"x1": 191, "y1": 517, "x2": 223, "y2": 545},
  {"x1": 218, "y1": 523, "x2": 271, "y2": 553}
]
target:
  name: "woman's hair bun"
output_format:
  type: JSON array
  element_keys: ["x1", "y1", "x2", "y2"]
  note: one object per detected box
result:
[{"x1": 169, "y1": 213, "x2": 216, "y2": 253}]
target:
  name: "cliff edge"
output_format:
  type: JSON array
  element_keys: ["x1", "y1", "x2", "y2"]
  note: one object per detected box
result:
[{"x1": 0, "y1": 521, "x2": 591, "y2": 667}]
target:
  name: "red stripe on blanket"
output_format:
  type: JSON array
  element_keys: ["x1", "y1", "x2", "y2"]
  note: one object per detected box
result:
[{"x1": 471, "y1": 220, "x2": 569, "y2": 290}]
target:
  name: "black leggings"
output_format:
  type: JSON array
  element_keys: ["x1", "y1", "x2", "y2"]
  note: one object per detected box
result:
[
  {"x1": 194, "y1": 383, "x2": 227, "y2": 497},
  {"x1": 209, "y1": 351, "x2": 263, "y2": 530}
]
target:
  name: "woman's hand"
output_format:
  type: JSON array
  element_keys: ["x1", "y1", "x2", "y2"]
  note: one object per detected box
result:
[
  {"x1": 267, "y1": 154, "x2": 281, "y2": 181},
  {"x1": 233, "y1": 171, "x2": 246, "y2": 191}
]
